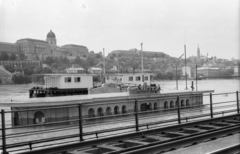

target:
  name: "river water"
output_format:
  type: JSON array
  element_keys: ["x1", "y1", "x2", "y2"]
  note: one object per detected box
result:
[
  {"x1": 0, "y1": 79, "x2": 239, "y2": 125},
  {"x1": 0, "y1": 79, "x2": 239, "y2": 152}
]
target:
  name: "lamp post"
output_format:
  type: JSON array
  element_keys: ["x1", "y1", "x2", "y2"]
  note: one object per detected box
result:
[
  {"x1": 141, "y1": 43, "x2": 144, "y2": 84},
  {"x1": 196, "y1": 65, "x2": 198, "y2": 91},
  {"x1": 184, "y1": 44, "x2": 188, "y2": 90},
  {"x1": 176, "y1": 54, "x2": 184, "y2": 90}
]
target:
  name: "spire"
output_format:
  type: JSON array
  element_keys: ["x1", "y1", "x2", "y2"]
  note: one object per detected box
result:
[{"x1": 197, "y1": 44, "x2": 200, "y2": 58}]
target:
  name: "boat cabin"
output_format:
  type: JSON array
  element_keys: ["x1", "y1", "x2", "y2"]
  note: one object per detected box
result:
[
  {"x1": 29, "y1": 74, "x2": 94, "y2": 98},
  {"x1": 104, "y1": 73, "x2": 153, "y2": 86}
]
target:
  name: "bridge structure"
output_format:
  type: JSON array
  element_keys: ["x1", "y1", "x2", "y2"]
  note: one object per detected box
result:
[{"x1": 0, "y1": 91, "x2": 239, "y2": 154}]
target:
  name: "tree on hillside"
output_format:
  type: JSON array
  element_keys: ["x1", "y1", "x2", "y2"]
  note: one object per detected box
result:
[
  {"x1": 126, "y1": 58, "x2": 139, "y2": 74},
  {"x1": 0, "y1": 52, "x2": 9, "y2": 60},
  {"x1": 9, "y1": 53, "x2": 17, "y2": 60},
  {"x1": 45, "y1": 56, "x2": 55, "y2": 65},
  {"x1": 24, "y1": 66, "x2": 35, "y2": 75},
  {"x1": 4, "y1": 65, "x2": 15, "y2": 73},
  {"x1": 96, "y1": 53, "x2": 102, "y2": 59},
  {"x1": 74, "y1": 56, "x2": 81, "y2": 64}
]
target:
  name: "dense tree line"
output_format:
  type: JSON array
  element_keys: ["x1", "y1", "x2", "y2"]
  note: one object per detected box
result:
[{"x1": 0, "y1": 52, "x2": 17, "y2": 60}]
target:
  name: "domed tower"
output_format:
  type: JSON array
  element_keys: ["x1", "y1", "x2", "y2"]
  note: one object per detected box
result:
[{"x1": 46, "y1": 30, "x2": 57, "y2": 46}]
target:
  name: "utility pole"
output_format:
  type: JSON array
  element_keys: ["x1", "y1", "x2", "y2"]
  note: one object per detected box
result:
[
  {"x1": 184, "y1": 45, "x2": 188, "y2": 90},
  {"x1": 141, "y1": 43, "x2": 144, "y2": 84}
]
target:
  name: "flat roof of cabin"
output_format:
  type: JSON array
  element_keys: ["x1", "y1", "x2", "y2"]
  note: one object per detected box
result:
[
  {"x1": 0, "y1": 90, "x2": 214, "y2": 107},
  {"x1": 32, "y1": 73, "x2": 95, "y2": 76}
]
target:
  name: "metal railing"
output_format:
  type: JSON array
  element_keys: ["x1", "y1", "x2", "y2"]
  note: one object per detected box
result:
[{"x1": 0, "y1": 91, "x2": 239, "y2": 153}]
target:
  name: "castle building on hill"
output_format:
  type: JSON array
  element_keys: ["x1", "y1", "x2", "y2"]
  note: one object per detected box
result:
[{"x1": 0, "y1": 30, "x2": 89, "y2": 61}]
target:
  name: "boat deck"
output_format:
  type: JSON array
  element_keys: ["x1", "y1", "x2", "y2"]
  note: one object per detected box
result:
[{"x1": 0, "y1": 89, "x2": 214, "y2": 107}]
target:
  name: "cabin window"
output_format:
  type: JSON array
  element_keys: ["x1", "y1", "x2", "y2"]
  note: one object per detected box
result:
[
  {"x1": 74, "y1": 77, "x2": 81, "y2": 82},
  {"x1": 145, "y1": 76, "x2": 148, "y2": 81},
  {"x1": 65, "y1": 77, "x2": 71, "y2": 82},
  {"x1": 136, "y1": 76, "x2": 141, "y2": 81},
  {"x1": 129, "y1": 76, "x2": 133, "y2": 81}
]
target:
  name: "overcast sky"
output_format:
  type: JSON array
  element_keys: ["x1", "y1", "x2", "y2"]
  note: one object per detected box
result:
[{"x1": 0, "y1": 0, "x2": 239, "y2": 59}]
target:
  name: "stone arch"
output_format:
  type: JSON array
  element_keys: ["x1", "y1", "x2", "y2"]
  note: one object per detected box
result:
[
  {"x1": 181, "y1": 99, "x2": 185, "y2": 108},
  {"x1": 140, "y1": 103, "x2": 153, "y2": 112},
  {"x1": 122, "y1": 105, "x2": 127, "y2": 114},
  {"x1": 88, "y1": 108, "x2": 95, "y2": 118},
  {"x1": 164, "y1": 101, "x2": 168, "y2": 109},
  {"x1": 170, "y1": 101, "x2": 174, "y2": 108},
  {"x1": 154, "y1": 102, "x2": 158, "y2": 110},
  {"x1": 114, "y1": 106, "x2": 119, "y2": 114},
  {"x1": 97, "y1": 107, "x2": 104, "y2": 116},
  {"x1": 34, "y1": 111, "x2": 45, "y2": 124},
  {"x1": 186, "y1": 99, "x2": 190, "y2": 106},
  {"x1": 106, "y1": 107, "x2": 112, "y2": 115}
]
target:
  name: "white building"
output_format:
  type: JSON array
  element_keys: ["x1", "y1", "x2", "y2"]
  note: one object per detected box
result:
[
  {"x1": 65, "y1": 67, "x2": 84, "y2": 74},
  {"x1": 182, "y1": 66, "x2": 191, "y2": 78},
  {"x1": 88, "y1": 67, "x2": 102, "y2": 75},
  {"x1": 43, "y1": 74, "x2": 93, "y2": 89}
]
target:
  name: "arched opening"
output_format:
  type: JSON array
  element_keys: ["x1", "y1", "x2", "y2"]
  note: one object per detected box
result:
[
  {"x1": 34, "y1": 111, "x2": 45, "y2": 124},
  {"x1": 164, "y1": 101, "x2": 168, "y2": 109},
  {"x1": 181, "y1": 100, "x2": 185, "y2": 108},
  {"x1": 106, "y1": 107, "x2": 112, "y2": 115},
  {"x1": 122, "y1": 105, "x2": 127, "y2": 114},
  {"x1": 140, "y1": 103, "x2": 152, "y2": 111},
  {"x1": 88, "y1": 108, "x2": 95, "y2": 118},
  {"x1": 114, "y1": 106, "x2": 119, "y2": 114},
  {"x1": 97, "y1": 108, "x2": 104, "y2": 116},
  {"x1": 13, "y1": 112, "x2": 20, "y2": 126},
  {"x1": 170, "y1": 101, "x2": 174, "y2": 108},
  {"x1": 186, "y1": 99, "x2": 190, "y2": 106},
  {"x1": 154, "y1": 102, "x2": 158, "y2": 110}
]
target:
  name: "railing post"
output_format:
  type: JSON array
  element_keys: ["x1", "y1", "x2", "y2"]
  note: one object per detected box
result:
[
  {"x1": 237, "y1": 91, "x2": 239, "y2": 114},
  {"x1": 1, "y1": 109, "x2": 9, "y2": 154},
  {"x1": 177, "y1": 96, "x2": 181, "y2": 124},
  {"x1": 134, "y1": 99, "x2": 139, "y2": 131},
  {"x1": 78, "y1": 104, "x2": 84, "y2": 141},
  {"x1": 210, "y1": 93, "x2": 213, "y2": 118}
]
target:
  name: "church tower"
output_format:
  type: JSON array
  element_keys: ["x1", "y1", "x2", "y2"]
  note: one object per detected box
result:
[
  {"x1": 46, "y1": 30, "x2": 57, "y2": 47},
  {"x1": 197, "y1": 44, "x2": 200, "y2": 58}
]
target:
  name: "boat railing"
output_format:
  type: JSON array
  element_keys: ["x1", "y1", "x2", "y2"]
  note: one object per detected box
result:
[{"x1": 0, "y1": 91, "x2": 239, "y2": 153}]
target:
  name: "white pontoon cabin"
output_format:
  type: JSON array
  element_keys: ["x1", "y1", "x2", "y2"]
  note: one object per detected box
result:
[
  {"x1": 29, "y1": 74, "x2": 94, "y2": 98},
  {"x1": 104, "y1": 73, "x2": 154, "y2": 87}
]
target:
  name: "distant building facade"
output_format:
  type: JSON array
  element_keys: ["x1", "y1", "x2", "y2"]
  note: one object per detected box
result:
[
  {"x1": 233, "y1": 62, "x2": 240, "y2": 76},
  {"x1": 108, "y1": 49, "x2": 168, "y2": 59},
  {"x1": 16, "y1": 38, "x2": 51, "y2": 60},
  {"x1": 182, "y1": 66, "x2": 191, "y2": 78},
  {"x1": 0, "y1": 30, "x2": 89, "y2": 61},
  {"x1": 61, "y1": 44, "x2": 88, "y2": 57},
  {"x1": 0, "y1": 60, "x2": 42, "y2": 68},
  {"x1": 88, "y1": 67, "x2": 102, "y2": 75},
  {"x1": 66, "y1": 67, "x2": 84, "y2": 74},
  {"x1": 194, "y1": 67, "x2": 221, "y2": 77}
]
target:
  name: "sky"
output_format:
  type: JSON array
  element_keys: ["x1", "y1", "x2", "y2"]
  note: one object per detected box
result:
[{"x1": 0, "y1": 0, "x2": 239, "y2": 59}]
